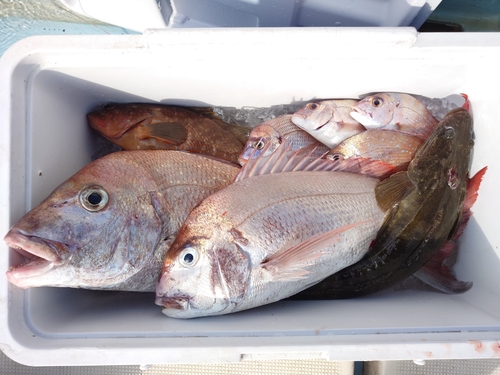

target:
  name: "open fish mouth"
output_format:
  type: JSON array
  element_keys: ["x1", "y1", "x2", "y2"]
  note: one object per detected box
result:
[{"x1": 4, "y1": 229, "x2": 69, "y2": 286}]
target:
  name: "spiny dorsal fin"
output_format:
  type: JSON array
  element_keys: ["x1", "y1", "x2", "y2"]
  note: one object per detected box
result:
[
  {"x1": 234, "y1": 139, "x2": 330, "y2": 182},
  {"x1": 234, "y1": 138, "x2": 399, "y2": 183},
  {"x1": 145, "y1": 122, "x2": 188, "y2": 145},
  {"x1": 375, "y1": 171, "x2": 415, "y2": 211}
]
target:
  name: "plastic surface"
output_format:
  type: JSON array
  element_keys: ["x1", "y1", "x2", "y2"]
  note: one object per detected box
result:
[
  {"x1": 0, "y1": 28, "x2": 499, "y2": 366},
  {"x1": 59, "y1": 0, "x2": 442, "y2": 30}
]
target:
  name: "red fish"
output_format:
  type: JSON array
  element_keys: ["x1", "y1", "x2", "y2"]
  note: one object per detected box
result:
[{"x1": 87, "y1": 103, "x2": 244, "y2": 163}]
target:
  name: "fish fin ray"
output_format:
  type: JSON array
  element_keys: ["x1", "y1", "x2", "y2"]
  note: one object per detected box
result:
[
  {"x1": 234, "y1": 139, "x2": 332, "y2": 182},
  {"x1": 145, "y1": 122, "x2": 189, "y2": 145},
  {"x1": 375, "y1": 171, "x2": 414, "y2": 211},
  {"x1": 463, "y1": 166, "x2": 487, "y2": 212},
  {"x1": 325, "y1": 156, "x2": 397, "y2": 179},
  {"x1": 414, "y1": 241, "x2": 472, "y2": 294},
  {"x1": 262, "y1": 221, "x2": 369, "y2": 282}
]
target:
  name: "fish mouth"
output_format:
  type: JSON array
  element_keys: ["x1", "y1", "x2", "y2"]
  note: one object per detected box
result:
[
  {"x1": 87, "y1": 112, "x2": 149, "y2": 139},
  {"x1": 155, "y1": 294, "x2": 191, "y2": 311},
  {"x1": 4, "y1": 229, "x2": 69, "y2": 287},
  {"x1": 350, "y1": 107, "x2": 381, "y2": 128},
  {"x1": 291, "y1": 113, "x2": 330, "y2": 131}
]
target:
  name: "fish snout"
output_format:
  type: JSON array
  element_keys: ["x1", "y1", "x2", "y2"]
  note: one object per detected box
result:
[
  {"x1": 4, "y1": 229, "x2": 63, "y2": 263},
  {"x1": 155, "y1": 295, "x2": 190, "y2": 310},
  {"x1": 4, "y1": 229, "x2": 70, "y2": 287}
]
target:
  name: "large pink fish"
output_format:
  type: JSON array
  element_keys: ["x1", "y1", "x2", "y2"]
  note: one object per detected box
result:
[
  {"x1": 156, "y1": 144, "x2": 386, "y2": 318},
  {"x1": 4, "y1": 150, "x2": 239, "y2": 291}
]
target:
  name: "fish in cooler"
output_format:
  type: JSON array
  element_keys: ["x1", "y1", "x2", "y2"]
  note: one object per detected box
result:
[
  {"x1": 87, "y1": 103, "x2": 245, "y2": 164},
  {"x1": 4, "y1": 150, "x2": 239, "y2": 292},
  {"x1": 156, "y1": 144, "x2": 387, "y2": 318}
]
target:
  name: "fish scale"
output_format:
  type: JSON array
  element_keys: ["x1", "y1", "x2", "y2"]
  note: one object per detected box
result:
[
  {"x1": 4, "y1": 150, "x2": 239, "y2": 292},
  {"x1": 157, "y1": 169, "x2": 386, "y2": 318}
]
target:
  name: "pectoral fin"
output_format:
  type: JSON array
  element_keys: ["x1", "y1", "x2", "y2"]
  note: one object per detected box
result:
[
  {"x1": 375, "y1": 171, "x2": 415, "y2": 211},
  {"x1": 261, "y1": 221, "x2": 368, "y2": 282},
  {"x1": 142, "y1": 122, "x2": 189, "y2": 145}
]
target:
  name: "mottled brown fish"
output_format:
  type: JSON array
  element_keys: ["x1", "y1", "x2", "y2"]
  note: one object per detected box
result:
[
  {"x1": 4, "y1": 150, "x2": 239, "y2": 291},
  {"x1": 87, "y1": 103, "x2": 244, "y2": 163},
  {"x1": 292, "y1": 107, "x2": 478, "y2": 299},
  {"x1": 238, "y1": 114, "x2": 329, "y2": 166}
]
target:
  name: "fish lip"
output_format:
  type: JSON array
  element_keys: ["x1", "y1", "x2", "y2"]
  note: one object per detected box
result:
[
  {"x1": 88, "y1": 112, "x2": 150, "y2": 139},
  {"x1": 351, "y1": 106, "x2": 372, "y2": 119},
  {"x1": 155, "y1": 294, "x2": 191, "y2": 311},
  {"x1": 4, "y1": 229, "x2": 70, "y2": 279},
  {"x1": 292, "y1": 112, "x2": 330, "y2": 131}
]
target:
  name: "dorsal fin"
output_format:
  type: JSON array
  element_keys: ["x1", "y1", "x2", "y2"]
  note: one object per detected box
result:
[
  {"x1": 234, "y1": 139, "x2": 331, "y2": 182},
  {"x1": 234, "y1": 138, "x2": 399, "y2": 183}
]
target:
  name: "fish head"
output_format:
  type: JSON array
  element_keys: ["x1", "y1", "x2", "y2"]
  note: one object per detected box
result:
[
  {"x1": 87, "y1": 103, "x2": 152, "y2": 139},
  {"x1": 4, "y1": 153, "x2": 163, "y2": 290},
  {"x1": 156, "y1": 227, "x2": 251, "y2": 319},
  {"x1": 291, "y1": 102, "x2": 334, "y2": 131},
  {"x1": 350, "y1": 93, "x2": 397, "y2": 128},
  {"x1": 238, "y1": 124, "x2": 281, "y2": 166},
  {"x1": 409, "y1": 107, "x2": 473, "y2": 192}
]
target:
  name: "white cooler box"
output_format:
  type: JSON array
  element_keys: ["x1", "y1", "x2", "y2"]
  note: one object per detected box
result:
[{"x1": 0, "y1": 28, "x2": 499, "y2": 366}]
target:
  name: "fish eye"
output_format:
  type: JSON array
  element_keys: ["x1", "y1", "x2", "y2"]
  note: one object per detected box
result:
[
  {"x1": 371, "y1": 97, "x2": 383, "y2": 107},
  {"x1": 252, "y1": 139, "x2": 265, "y2": 150},
  {"x1": 308, "y1": 103, "x2": 319, "y2": 110},
  {"x1": 328, "y1": 153, "x2": 343, "y2": 161},
  {"x1": 79, "y1": 186, "x2": 109, "y2": 212},
  {"x1": 179, "y1": 247, "x2": 199, "y2": 267}
]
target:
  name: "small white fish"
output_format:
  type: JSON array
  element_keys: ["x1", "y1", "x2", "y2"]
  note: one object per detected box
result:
[
  {"x1": 291, "y1": 99, "x2": 366, "y2": 148},
  {"x1": 350, "y1": 93, "x2": 438, "y2": 138},
  {"x1": 238, "y1": 114, "x2": 329, "y2": 166},
  {"x1": 155, "y1": 144, "x2": 386, "y2": 318}
]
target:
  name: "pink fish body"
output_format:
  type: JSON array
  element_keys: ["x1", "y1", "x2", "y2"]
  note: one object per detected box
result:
[
  {"x1": 350, "y1": 93, "x2": 439, "y2": 138},
  {"x1": 291, "y1": 100, "x2": 365, "y2": 148},
  {"x1": 156, "y1": 146, "x2": 386, "y2": 318},
  {"x1": 238, "y1": 114, "x2": 329, "y2": 166},
  {"x1": 4, "y1": 151, "x2": 238, "y2": 291}
]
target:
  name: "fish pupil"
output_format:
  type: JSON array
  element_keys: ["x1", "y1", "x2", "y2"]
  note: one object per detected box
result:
[
  {"x1": 310, "y1": 103, "x2": 318, "y2": 110},
  {"x1": 253, "y1": 140, "x2": 265, "y2": 150},
  {"x1": 87, "y1": 192, "x2": 102, "y2": 205},
  {"x1": 373, "y1": 99, "x2": 382, "y2": 107},
  {"x1": 183, "y1": 253, "x2": 194, "y2": 263}
]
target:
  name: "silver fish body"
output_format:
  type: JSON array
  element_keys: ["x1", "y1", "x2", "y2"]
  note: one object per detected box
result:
[
  {"x1": 238, "y1": 114, "x2": 328, "y2": 166},
  {"x1": 350, "y1": 93, "x2": 438, "y2": 138},
  {"x1": 4, "y1": 150, "x2": 239, "y2": 291},
  {"x1": 291, "y1": 100, "x2": 365, "y2": 148},
  {"x1": 156, "y1": 169, "x2": 386, "y2": 318}
]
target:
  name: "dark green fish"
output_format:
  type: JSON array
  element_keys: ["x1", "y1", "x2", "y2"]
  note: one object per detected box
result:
[{"x1": 291, "y1": 107, "x2": 475, "y2": 299}]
